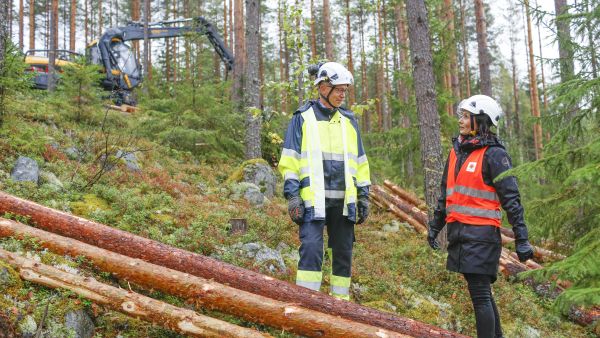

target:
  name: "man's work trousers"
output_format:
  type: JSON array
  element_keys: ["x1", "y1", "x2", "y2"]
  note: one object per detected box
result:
[{"x1": 295, "y1": 202, "x2": 354, "y2": 300}]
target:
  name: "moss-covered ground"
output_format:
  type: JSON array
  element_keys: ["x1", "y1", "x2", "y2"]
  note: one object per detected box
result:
[{"x1": 0, "y1": 93, "x2": 595, "y2": 337}]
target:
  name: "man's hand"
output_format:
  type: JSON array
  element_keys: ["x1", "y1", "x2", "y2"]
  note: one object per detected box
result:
[
  {"x1": 427, "y1": 227, "x2": 440, "y2": 250},
  {"x1": 515, "y1": 239, "x2": 534, "y2": 262},
  {"x1": 287, "y1": 196, "x2": 304, "y2": 226},
  {"x1": 356, "y1": 196, "x2": 369, "y2": 224}
]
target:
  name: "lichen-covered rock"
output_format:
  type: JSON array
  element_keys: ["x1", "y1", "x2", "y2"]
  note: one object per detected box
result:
[
  {"x1": 64, "y1": 309, "x2": 95, "y2": 338},
  {"x1": 230, "y1": 182, "x2": 266, "y2": 206},
  {"x1": 40, "y1": 171, "x2": 64, "y2": 191},
  {"x1": 10, "y1": 156, "x2": 39, "y2": 184},
  {"x1": 19, "y1": 315, "x2": 37, "y2": 336},
  {"x1": 116, "y1": 150, "x2": 141, "y2": 172},
  {"x1": 228, "y1": 159, "x2": 278, "y2": 198}
]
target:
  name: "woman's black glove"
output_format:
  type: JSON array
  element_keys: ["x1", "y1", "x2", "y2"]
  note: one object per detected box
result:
[
  {"x1": 515, "y1": 239, "x2": 534, "y2": 262},
  {"x1": 427, "y1": 226, "x2": 440, "y2": 250},
  {"x1": 357, "y1": 196, "x2": 369, "y2": 224},
  {"x1": 287, "y1": 196, "x2": 305, "y2": 225}
]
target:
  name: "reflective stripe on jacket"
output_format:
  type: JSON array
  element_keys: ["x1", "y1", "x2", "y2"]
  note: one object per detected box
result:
[
  {"x1": 446, "y1": 146, "x2": 502, "y2": 226},
  {"x1": 278, "y1": 100, "x2": 371, "y2": 222}
]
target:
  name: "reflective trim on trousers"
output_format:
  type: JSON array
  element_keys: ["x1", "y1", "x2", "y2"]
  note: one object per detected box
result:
[
  {"x1": 296, "y1": 280, "x2": 322, "y2": 291},
  {"x1": 447, "y1": 204, "x2": 502, "y2": 219},
  {"x1": 356, "y1": 180, "x2": 370, "y2": 187},
  {"x1": 447, "y1": 185, "x2": 499, "y2": 201}
]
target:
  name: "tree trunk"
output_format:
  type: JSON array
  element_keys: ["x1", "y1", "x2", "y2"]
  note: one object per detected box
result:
[
  {"x1": 380, "y1": 0, "x2": 391, "y2": 130},
  {"x1": 84, "y1": 0, "x2": 88, "y2": 46},
  {"x1": 474, "y1": 0, "x2": 491, "y2": 96},
  {"x1": 375, "y1": 3, "x2": 383, "y2": 131},
  {"x1": 277, "y1": 0, "x2": 285, "y2": 114},
  {"x1": 69, "y1": 0, "x2": 76, "y2": 51},
  {"x1": 244, "y1": 0, "x2": 261, "y2": 160},
  {"x1": 554, "y1": 0, "x2": 575, "y2": 83},
  {"x1": 345, "y1": 0, "x2": 355, "y2": 107},
  {"x1": 19, "y1": 0, "x2": 24, "y2": 50},
  {"x1": 584, "y1": 0, "x2": 597, "y2": 78},
  {"x1": 510, "y1": 28, "x2": 519, "y2": 142},
  {"x1": 323, "y1": 0, "x2": 333, "y2": 60},
  {"x1": 359, "y1": 3, "x2": 369, "y2": 131},
  {"x1": 0, "y1": 218, "x2": 409, "y2": 338},
  {"x1": 232, "y1": 0, "x2": 244, "y2": 107},
  {"x1": 0, "y1": 247, "x2": 269, "y2": 338},
  {"x1": 394, "y1": 2, "x2": 409, "y2": 108},
  {"x1": 47, "y1": 0, "x2": 58, "y2": 92},
  {"x1": 223, "y1": 0, "x2": 228, "y2": 49},
  {"x1": 535, "y1": 1, "x2": 548, "y2": 112},
  {"x1": 131, "y1": 0, "x2": 140, "y2": 60},
  {"x1": 405, "y1": 0, "x2": 444, "y2": 221},
  {"x1": 0, "y1": 1, "x2": 7, "y2": 70},
  {"x1": 445, "y1": 0, "x2": 459, "y2": 110},
  {"x1": 458, "y1": 0, "x2": 469, "y2": 97},
  {"x1": 143, "y1": 0, "x2": 150, "y2": 84},
  {"x1": 310, "y1": 0, "x2": 317, "y2": 61},
  {"x1": 524, "y1": 0, "x2": 543, "y2": 160},
  {"x1": 98, "y1": 0, "x2": 102, "y2": 35},
  {"x1": 0, "y1": 191, "x2": 466, "y2": 338},
  {"x1": 29, "y1": 0, "x2": 35, "y2": 50}
]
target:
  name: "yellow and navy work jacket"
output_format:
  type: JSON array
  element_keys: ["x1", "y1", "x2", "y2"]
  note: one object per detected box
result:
[{"x1": 278, "y1": 100, "x2": 371, "y2": 223}]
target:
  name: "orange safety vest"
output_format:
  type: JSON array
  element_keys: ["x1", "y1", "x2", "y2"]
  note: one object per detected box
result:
[{"x1": 445, "y1": 146, "x2": 502, "y2": 226}]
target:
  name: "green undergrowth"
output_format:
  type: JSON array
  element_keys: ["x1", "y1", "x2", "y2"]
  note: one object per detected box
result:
[{"x1": 0, "y1": 93, "x2": 595, "y2": 337}]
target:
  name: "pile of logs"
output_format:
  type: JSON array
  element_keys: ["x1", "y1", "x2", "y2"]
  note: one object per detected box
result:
[{"x1": 0, "y1": 191, "x2": 469, "y2": 338}]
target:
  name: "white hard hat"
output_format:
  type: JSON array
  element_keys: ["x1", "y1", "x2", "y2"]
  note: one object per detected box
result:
[
  {"x1": 313, "y1": 62, "x2": 354, "y2": 86},
  {"x1": 458, "y1": 94, "x2": 503, "y2": 126}
]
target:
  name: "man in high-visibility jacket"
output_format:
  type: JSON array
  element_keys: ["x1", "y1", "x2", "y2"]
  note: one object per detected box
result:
[{"x1": 278, "y1": 62, "x2": 371, "y2": 300}]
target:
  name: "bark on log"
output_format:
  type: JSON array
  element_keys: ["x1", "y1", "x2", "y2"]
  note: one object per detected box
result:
[
  {"x1": 383, "y1": 180, "x2": 426, "y2": 210},
  {"x1": 0, "y1": 248, "x2": 269, "y2": 338},
  {"x1": 0, "y1": 191, "x2": 464, "y2": 337},
  {"x1": 370, "y1": 192, "x2": 428, "y2": 235},
  {"x1": 372, "y1": 185, "x2": 428, "y2": 226},
  {"x1": 0, "y1": 218, "x2": 409, "y2": 338}
]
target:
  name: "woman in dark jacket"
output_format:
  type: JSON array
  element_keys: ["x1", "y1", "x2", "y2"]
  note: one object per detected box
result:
[{"x1": 428, "y1": 94, "x2": 535, "y2": 338}]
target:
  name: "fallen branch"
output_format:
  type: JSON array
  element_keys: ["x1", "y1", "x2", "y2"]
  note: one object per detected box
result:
[
  {"x1": 0, "y1": 218, "x2": 409, "y2": 338},
  {"x1": 0, "y1": 248, "x2": 267, "y2": 338},
  {"x1": 0, "y1": 191, "x2": 463, "y2": 337}
]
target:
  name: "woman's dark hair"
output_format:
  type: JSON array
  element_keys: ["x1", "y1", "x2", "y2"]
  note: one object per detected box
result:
[{"x1": 474, "y1": 114, "x2": 496, "y2": 138}]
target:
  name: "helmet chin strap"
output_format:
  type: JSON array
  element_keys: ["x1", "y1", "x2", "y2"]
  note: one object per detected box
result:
[
  {"x1": 319, "y1": 86, "x2": 340, "y2": 109},
  {"x1": 469, "y1": 114, "x2": 477, "y2": 136}
]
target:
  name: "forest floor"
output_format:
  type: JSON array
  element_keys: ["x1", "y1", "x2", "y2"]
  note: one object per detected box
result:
[{"x1": 0, "y1": 93, "x2": 595, "y2": 337}]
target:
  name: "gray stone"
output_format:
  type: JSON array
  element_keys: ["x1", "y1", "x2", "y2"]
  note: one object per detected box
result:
[
  {"x1": 116, "y1": 150, "x2": 141, "y2": 172},
  {"x1": 0, "y1": 267, "x2": 12, "y2": 284},
  {"x1": 231, "y1": 182, "x2": 266, "y2": 206},
  {"x1": 382, "y1": 223, "x2": 400, "y2": 233},
  {"x1": 241, "y1": 242, "x2": 262, "y2": 257},
  {"x1": 10, "y1": 156, "x2": 39, "y2": 183},
  {"x1": 19, "y1": 315, "x2": 37, "y2": 335},
  {"x1": 64, "y1": 147, "x2": 82, "y2": 160},
  {"x1": 520, "y1": 325, "x2": 541, "y2": 338},
  {"x1": 242, "y1": 162, "x2": 278, "y2": 198},
  {"x1": 64, "y1": 309, "x2": 95, "y2": 338},
  {"x1": 255, "y1": 247, "x2": 287, "y2": 273},
  {"x1": 40, "y1": 171, "x2": 64, "y2": 191}
]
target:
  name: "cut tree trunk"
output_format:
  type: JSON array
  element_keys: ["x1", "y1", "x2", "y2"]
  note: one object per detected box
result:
[
  {"x1": 369, "y1": 191, "x2": 428, "y2": 235},
  {"x1": 372, "y1": 185, "x2": 428, "y2": 225},
  {"x1": 0, "y1": 194, "x2": 465, "y2": 338},
  {"x1": 383, "y1": 180, "x2": 426, "y2": 210},
  {"x1": 0, "y1": 218, "x2": 407, "y2": 338},
  {"x1": 0, "y1": 248, "x2": 270, "y2": 338}
]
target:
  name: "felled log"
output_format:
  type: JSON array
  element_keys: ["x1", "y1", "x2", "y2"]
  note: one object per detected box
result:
[
  {"x1": 372, "y1": 185, "x2": 428, "y2": 226},
  {"x1": 0, "y1": 191, "x2": 464, "y2": 337},
  {"x1": 0, "y1": 218, "x2": 409, "y2": 338},
  {"x1": 569, "y1": 306, "x2": 600, "y2": 327},
  {"x1": 370, "y1": 192, "x2": 428, "y2": 235},
  {"x1": 498, "y1": 248, "x2": 530, "y2": 277},
  {"x1": 383, "y1": 180, "x2": 426, "y2": 210},
  {"x1": 0, "y1": 248, "x2": 268, "y2": 338},
  {"x1": 499, "y1": 227, "x2": 565, "y2": 261}
]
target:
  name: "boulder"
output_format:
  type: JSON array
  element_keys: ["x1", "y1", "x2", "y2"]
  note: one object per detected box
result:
[
  {"x1": 64, "y1": 309, "x2": 95, "y2": 338},
  {"x1": 231, "y1": 182, "x2": 266, "y2": 207},
  {"x1": 116, "y1": 150, "x2": 141, "y2": 172},
  {"x1": 242, "y1": 161, "x2": 278, "y2": 198},
  {"x1": 10, "y1": 156, "x2": 39, "y2": 184}
]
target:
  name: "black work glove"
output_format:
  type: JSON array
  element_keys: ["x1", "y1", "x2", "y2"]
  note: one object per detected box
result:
[
  {"x1": 356, "y1": 196, "x2": 369, "y2": 224},
  {"x1": 287, "y1": 196, "x2": 304, "y2": 226},
  {"x1": 427, "y1": 223, "x2": 440, "y2": 250},
  {"x1": 515, "y1": 239, "x2": 534, "y2": 262}
]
